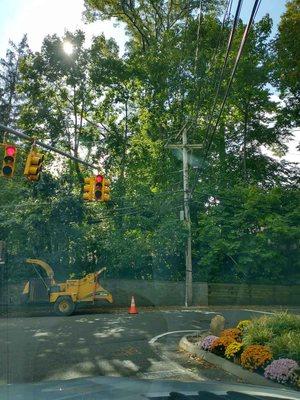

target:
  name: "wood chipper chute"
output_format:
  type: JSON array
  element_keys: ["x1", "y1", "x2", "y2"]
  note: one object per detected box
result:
[{"x1": 21, "y1": 258, "x2": 113, "y2": 316}]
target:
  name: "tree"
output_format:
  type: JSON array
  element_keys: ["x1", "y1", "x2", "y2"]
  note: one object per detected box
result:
[
  {"x1": 274, "y1": 0, "x2": 300, "y2": 126},
  {"x1": 18, "y1": 31, "x2": 105, "y2": 183},
  {"x1": 1, "y1": 1, "x2": 299, "y2": 285},
  {"x1": 0, "y1": 35, "x2": 29, "y2": 139}
]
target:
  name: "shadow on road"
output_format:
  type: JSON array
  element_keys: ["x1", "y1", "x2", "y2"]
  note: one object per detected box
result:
[{"x1": 0, "y1": 311, "x2": 172, "y2": 384}]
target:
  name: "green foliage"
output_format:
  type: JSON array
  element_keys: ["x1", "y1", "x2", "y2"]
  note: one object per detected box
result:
[
  {"x1": 242, "y1": 321, "x2": 274, "y2": 347},
  {"x1": 242, "y1": 313, "x2": 300, "y2": 362},
  {"x1": 194, "y1": 185, "x2": 300, "y2": 283},
  {"x1": 274, "y1": 0, "x2": 300, "y2": 126},
  {"x1": 264, "y1": 312, "x2": 300, "y2": 335},
  {"x1": 269, "y1": 331, "x2": 300, "y2": 362},
  {"x1": 0, "y1": 1, "x2": 299, "y2": 286}
]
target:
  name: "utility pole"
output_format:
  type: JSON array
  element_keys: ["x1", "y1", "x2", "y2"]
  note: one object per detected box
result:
[
  {"x1": 182, "y1": 128, "x2": 192, "y2": 306},
  {"x1": 166, "y1": 129, "x2": 201, "y2": 307}
]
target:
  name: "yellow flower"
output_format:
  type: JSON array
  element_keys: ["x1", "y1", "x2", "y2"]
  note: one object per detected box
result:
[
  {"x1": 237, "y1": 320, "x2": 252, "y2": 332},
  {"x1": 225, "y1": 341, "x2": 243, "y2": 359}
]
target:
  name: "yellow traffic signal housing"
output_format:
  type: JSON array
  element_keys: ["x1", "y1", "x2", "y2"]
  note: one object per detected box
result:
[
  {"x1": 94, "y1": 175, "x2": 104, "y2": 201},
  {"x1": 1, "y1": 144, "x2": 17, "y2": 178},
  {"x1": 83, "y1": 176, "x2": 95, "y2": 201},
  {"x1": 101, "y1": 178, "x2": 111, "y2": 202},
  {"x1": 24, "y1": 150, "x2": 44, "y2": 181}
]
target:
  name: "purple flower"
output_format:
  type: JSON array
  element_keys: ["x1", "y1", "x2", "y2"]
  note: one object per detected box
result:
[
  {"x1": 201, "y1": 335, "x2": 218, "y2": 351},
  {"x1": 264, "y1": 358, "x2": 299, "y2": 383}
]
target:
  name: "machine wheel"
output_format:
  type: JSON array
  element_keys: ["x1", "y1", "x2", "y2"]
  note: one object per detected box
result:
[
  {"x1": 53, "y1": 296, "x2": 75, "y2": 316},
  {"x1": 20, "y1": 293, "x2": 29, "y2": 304}
]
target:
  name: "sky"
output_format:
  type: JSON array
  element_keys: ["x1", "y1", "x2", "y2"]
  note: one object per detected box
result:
[
  {"x1": 0, "y1": 0, "x2": 288, "y2": 57},
  {"x1": 0, "y1": 0, "x2": 298, "y2": 163}
]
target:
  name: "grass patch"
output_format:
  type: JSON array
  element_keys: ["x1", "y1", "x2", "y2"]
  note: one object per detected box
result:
[{"x1": 269, "y1": 331, "x2": 300, "y2": 362}]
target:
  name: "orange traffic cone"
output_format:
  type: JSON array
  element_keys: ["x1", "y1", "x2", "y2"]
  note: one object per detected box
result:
[{"x1": 128, "y1": 295, "x2": 138, "y2": 314}]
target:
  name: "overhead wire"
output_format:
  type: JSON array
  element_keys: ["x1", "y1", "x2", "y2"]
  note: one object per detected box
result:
[
  {"x1": 189, "y1": 0, "x2": 262, "y2": 198},
  {"x1": 163, "y1": 0, "x2": 192, "y2": 149},
  {"x1": 202, "y1": 0, "x2": 243, "y2": 141},
  {"x1": 185, "y1": 0, "x2": 233, "y2": 136},
  {"x1": 204, "y1": 0, "x2": 261, "y2": 158}
]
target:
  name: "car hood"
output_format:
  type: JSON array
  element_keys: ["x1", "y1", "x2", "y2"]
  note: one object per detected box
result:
[{"x1": 0, "y1": 376, "x2": 299, "y2": 400}]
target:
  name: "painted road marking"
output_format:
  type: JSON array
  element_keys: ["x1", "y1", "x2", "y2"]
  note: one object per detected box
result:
[
  {"x1": 149, "y1": 330, "x2": 203, "y2": 344},
  {"x1": 181, "y1": 310, "x2": 217, "y2": 314},
  {"x1": 243, "y1": 309, "x2": 274, "y2": 315}
]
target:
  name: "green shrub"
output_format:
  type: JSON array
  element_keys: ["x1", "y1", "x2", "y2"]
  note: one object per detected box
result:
[
  {"x1": 242, "y1": 319, "x2": 274, "y2": 347},
  {"x1": 269, "y1": 331, "x2": 300, "y2": 363},
  {"x1": 242, "y1": 313, "x2": 300, "y2": 348},
  {"x1": 264, "y1": 312, "x2": 300, "y2": 336}
]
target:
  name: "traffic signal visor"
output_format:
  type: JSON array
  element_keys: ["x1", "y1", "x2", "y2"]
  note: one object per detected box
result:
[
  {"x1": 2, "y1": 145, "x2": 17, "y2": 178},
  {"x1": 102, "y1": 178, "x2": 111, "y2": 202},
  {"x1": 83, "y1": 177, "x2": 95, "y2": 201}
]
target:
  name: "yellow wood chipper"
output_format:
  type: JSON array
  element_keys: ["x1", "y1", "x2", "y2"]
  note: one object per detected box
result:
[{"x1": 21, "y1": 258, "x2": 113, "y2": 316}]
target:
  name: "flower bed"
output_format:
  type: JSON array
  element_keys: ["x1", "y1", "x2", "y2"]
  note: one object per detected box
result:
[{"x1": 199, "y1": 313, "x2": 300, "y2": 389}]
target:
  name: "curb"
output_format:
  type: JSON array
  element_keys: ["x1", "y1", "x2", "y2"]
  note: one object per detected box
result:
[{"x1": 179, "y1": 336, "x2": 283, "y2": 388}]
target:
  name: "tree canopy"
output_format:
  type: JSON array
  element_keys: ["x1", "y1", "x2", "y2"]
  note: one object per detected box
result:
[{"x1": 0, "y1": 0, "x2": 299, "y2": 284}]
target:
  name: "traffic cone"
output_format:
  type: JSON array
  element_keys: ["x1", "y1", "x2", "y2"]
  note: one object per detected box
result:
[{"x1": 128, "y1": 295, "x2": 138, "y2": 314}]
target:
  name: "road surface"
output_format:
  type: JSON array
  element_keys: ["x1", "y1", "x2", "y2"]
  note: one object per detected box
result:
[{"x1": 0, "y1": 307, "x2": 297, "y2": 384}]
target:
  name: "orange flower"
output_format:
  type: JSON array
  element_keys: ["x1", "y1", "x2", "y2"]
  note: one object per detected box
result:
[
  {"x1": 220, "y1": 328, "x2": 242, "y2": 341},
  {"x1": 240, "y1": 345, "x2": 272, "y2": 371},
  {"x1": 211, "y1": 336, "x2": 235, "y2": 356}
]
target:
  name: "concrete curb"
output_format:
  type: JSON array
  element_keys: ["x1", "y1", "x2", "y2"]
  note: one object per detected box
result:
[{"x1": 179, "y1": 336, "x2": 283, "y2": 388}]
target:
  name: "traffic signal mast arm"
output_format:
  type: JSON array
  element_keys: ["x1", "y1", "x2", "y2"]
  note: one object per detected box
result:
[{"x1": 0, "y1": 123, "x2": 99, "y2": 171}]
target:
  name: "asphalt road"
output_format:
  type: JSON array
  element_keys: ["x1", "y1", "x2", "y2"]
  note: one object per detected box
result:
[{"x1": 0, "y1": 307, "x2": 298, "y2": 385}]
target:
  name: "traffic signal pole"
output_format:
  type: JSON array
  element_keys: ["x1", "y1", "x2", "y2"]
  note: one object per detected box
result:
[
  {"x1": 0, "y1": 123, "x2": 99, "y2": 171},
  {"x1": 166, "y1": 129, "x2": 201, "y2": 307}
]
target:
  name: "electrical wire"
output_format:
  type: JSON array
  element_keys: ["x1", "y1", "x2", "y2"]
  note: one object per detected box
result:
[
  {"x1": 189, "y1": 0, "x2": 262, "y2": 198},
  {"x1": 205, "y1": 0, "x2": 261, "y2": 157},
  {"x1": 178, "y1": 0, "x2": 233, "y2": 140},
  {"x1": 87, "y1": 205, "x2": 183, "y2": 224},
  {"x1": 202, "y1": 0, "x2": 243, "y2": 141}
]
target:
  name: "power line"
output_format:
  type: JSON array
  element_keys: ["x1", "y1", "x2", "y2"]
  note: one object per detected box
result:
[
  {"x1": 183, "y1": 0, "x2": 233, "y2": 136},
  {"x1": 0, "y1": 186, "x2": 183, "y2": 217},
  {"x1": 205, "y1": 0, "x2": 261, "y2": 156},
  {"x1": 87, "y1": 204, "x2": 183, "y2": 224},
  {"x1": 202, "y1": 0, "x2": 243, "y2": 143},
  {"x1": 189, "y1": 0, "x2": 262, "y2": 197}
]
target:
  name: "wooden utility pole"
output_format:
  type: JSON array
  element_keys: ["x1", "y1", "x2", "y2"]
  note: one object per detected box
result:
[
  {"x1": 167, "y1": 130, "x2": 201, "y2": 306},
  {"x1": 182, "y1": 128, "x2": 192, "y2": 306}
]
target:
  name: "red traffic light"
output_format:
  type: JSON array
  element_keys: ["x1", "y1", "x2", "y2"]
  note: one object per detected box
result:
[
  {"x1": 6, "y1": 146, "x2": 16, "y2": 157},
  {"x1": 95, "y1": 175, "x2": 103, "y2": 183},
  {"x1": 2, "y1": 144, "x2": 17, "y2": 178}
]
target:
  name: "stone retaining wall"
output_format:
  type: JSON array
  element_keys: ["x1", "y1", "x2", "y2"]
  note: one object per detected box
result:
[{"x1": 1, "y1": 280, "x2": 299, "y2": 306}]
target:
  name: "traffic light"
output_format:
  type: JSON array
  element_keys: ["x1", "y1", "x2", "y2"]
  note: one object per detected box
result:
[
  {"x1": 83, "y1": 176, "x2": 95, "y2": 201},
  {"x1": 94, "y1": 175, "x2": 103, "y2": 201},
  {"x1": 101, "y1": 177, "x2": 111, "y2": 202},
  {"x1": 24, "y1": 149, "x2": 44, "y2": 181},
  {"x1": 1, "y1": 144, "x2": 17, "y2": 178}
]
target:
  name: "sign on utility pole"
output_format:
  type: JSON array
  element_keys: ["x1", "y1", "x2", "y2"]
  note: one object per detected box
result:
[
  {"x1": 166, "y1": 129, "x2": 201, "y2": 306},
  {"x1": 0, "y1": 241, "x2": 6, "y2": 265}
]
